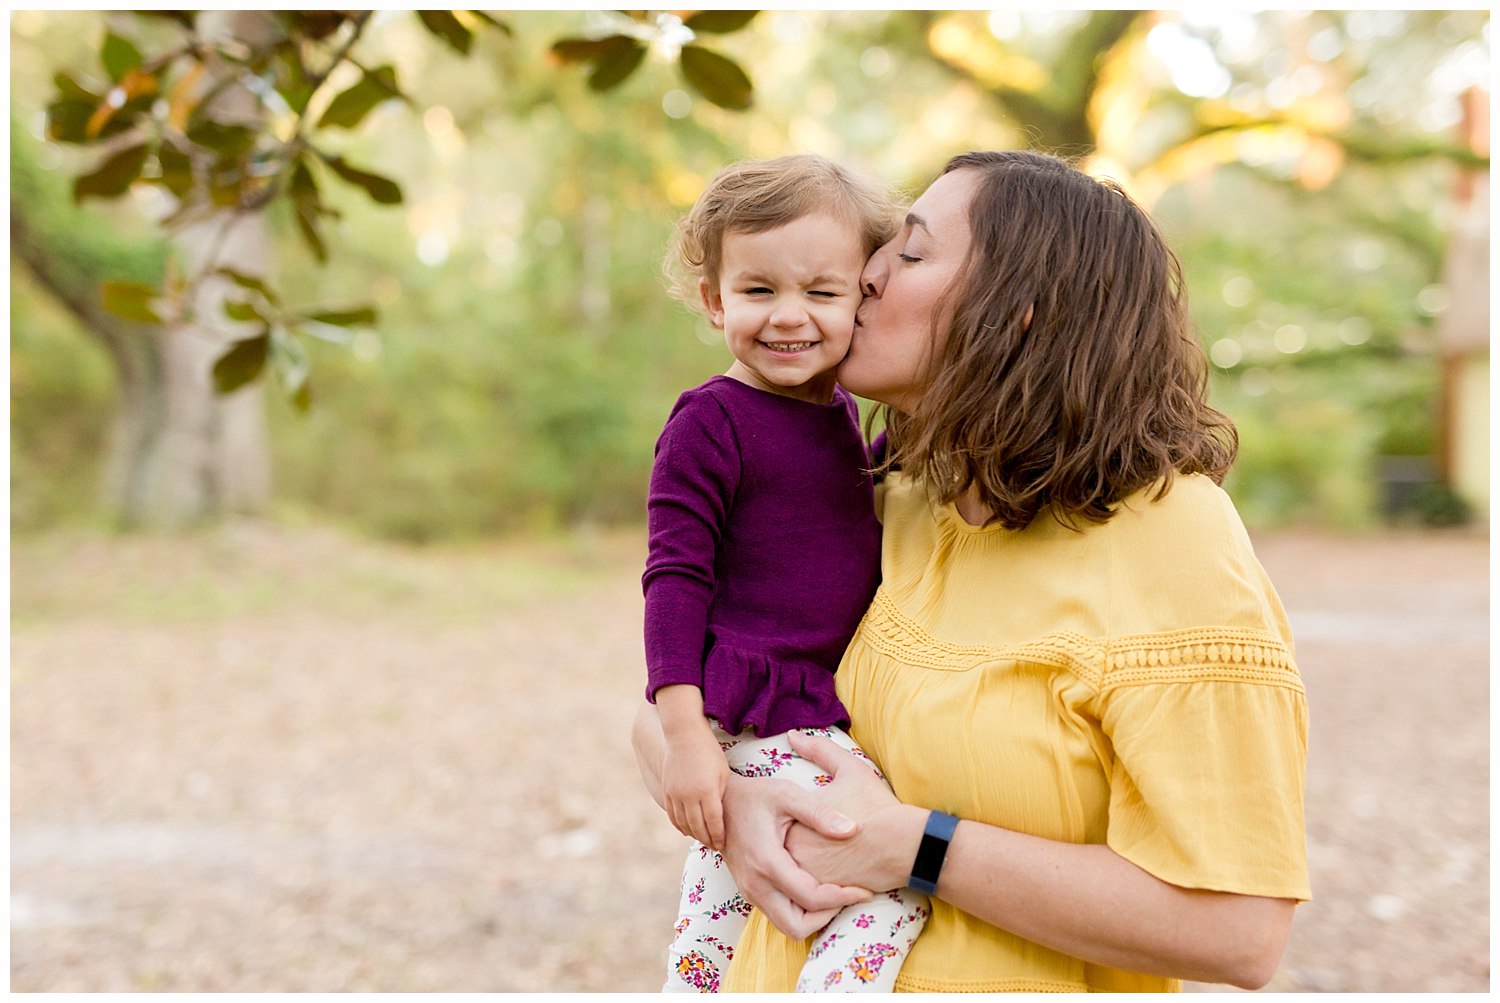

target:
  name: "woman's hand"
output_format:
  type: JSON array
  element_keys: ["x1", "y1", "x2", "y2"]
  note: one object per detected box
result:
[
  {"x1": 781, "y1": 731, "x2": 927, "y2": 893},
  {"x1": 719, "y1": 770, "x2": 874, "y2": 940},
  {"x1": 661, "y1": 725, "x2": 731, "y2": 851}
]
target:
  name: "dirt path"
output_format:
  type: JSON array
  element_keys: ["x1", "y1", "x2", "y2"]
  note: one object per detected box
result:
[{"x1": 9, "y1": 523, "x2": 1489, "y2": 991}]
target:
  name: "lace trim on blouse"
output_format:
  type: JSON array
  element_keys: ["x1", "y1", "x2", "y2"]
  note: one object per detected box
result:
[{"x1": 859, "y1": 588, "x2": 1301, "y2": 694}]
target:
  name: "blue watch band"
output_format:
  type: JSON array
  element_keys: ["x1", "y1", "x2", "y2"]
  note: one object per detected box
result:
[{"x1": 907, "y1": 810, "x2": 959, "y2": 896}]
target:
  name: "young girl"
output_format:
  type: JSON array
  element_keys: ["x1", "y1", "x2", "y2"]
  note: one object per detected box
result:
[{"x1": 643, "y1": 155, "x2": 929, "y2": 993}]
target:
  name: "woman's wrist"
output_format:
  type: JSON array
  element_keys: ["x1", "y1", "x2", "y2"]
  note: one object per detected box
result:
[{"x1": 869, "y1": 802, "x2": 931, "y2": 892}]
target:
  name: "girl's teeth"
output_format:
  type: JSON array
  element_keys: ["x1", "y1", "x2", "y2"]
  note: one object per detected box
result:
[{"x1": 769, "y1": 342, "x2": 812, "y2": 352}]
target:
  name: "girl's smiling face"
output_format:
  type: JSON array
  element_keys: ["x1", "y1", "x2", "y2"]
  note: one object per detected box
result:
[
  {"x1": 838, "y1": 169, "x2": 979, "y2": 413},
  {"x1": 701, "y1": 212, "x2": 868, "y2": 405}
]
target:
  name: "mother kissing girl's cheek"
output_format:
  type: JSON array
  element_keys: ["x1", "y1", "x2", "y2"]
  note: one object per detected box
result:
[{"x1": 635, "y1": 150, "x2": 1310, "y2": 994}]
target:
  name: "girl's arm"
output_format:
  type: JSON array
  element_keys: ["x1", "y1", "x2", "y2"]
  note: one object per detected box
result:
[
  {"x1": 653, "y1": 684, "x2": 730, "y2": 851},
  {"x1": 780, "y1": 731, "x2": 1295, "y2": 990}
]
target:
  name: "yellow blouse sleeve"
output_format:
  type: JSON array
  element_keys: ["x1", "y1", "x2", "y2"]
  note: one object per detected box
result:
[{"x1": 1097, "y1": 632, "x2": 1311, "y2": 902}]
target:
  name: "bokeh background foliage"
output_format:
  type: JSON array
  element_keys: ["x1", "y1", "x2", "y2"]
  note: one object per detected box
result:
[{"x1": 10, "y1": 10, "x2": 1491, "y2": 540}]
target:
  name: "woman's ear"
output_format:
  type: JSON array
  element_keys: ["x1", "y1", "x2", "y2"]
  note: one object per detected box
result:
[{"x1": 699, "y1": 279, "x2": 726, "y2": 329}]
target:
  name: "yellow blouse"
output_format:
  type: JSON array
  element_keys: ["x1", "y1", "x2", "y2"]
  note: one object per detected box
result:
[{"x1": 724, "y1": 472, "x2": 1310, "y2": 993}]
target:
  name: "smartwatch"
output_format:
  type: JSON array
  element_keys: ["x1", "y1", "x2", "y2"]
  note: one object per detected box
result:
[{"x1": 906, "y1": 810, "x2": 959, "y2": 896}]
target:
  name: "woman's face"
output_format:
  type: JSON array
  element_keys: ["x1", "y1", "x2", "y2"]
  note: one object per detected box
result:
[{"x1": 838, "y1": 168, "x2": 979, "y2": 412}]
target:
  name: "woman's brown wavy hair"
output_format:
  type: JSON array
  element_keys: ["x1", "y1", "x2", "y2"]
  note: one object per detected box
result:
[{"x1": 880, "y1": 150, "x2": 1237, "y2": 530}]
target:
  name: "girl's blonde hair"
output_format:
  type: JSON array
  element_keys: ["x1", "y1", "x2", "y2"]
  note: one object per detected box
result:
[{"x1": 665, "y1": 154, "x2": 900, "y2": 312}]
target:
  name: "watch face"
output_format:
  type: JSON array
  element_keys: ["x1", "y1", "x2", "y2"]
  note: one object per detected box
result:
[{"x1": 908, "y1": 811, "x2": 959, "y2": 894}]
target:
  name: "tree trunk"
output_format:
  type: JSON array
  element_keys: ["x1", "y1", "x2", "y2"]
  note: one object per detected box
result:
[{"x1": 14, "y1": 10, "x2": 276, "y2": 529}]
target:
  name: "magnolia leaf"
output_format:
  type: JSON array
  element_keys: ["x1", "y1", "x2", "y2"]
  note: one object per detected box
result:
[
  {"x1": 215, "y1": 267, "x2": 280, "y2": 304},
  {"x1": 679, "y1": 45, "x2": 753, "y2": 110},
  {"x1": 73, "y1": 143, "x2": 151, "y2": 202},
  {"x1": 589, "y1": 39, "x2": 647, "y2": 92},
  {"x1": 223, "y1": 299, "x2": 266, "y2": 323},
  {"x1": 289, "y1": 10, "x2": 348, "y2": 41},
  {"x1": 317, "y1": 64, "x2": 402, "y2": 129},
  {"x1": 304, "y1": 307, "x2": 377, "y2": 327},
  {"x1": 290, "y1": 161, "x2": 328, "y2": 262},
  {"x1": 100, "y1": 281, "x2": 162, "y2": 323},
  {"x1": 45, "y1": 98, "x2": 95, "y2": 144},
  {"x1": 53, "y1": 71, "x2": 101, "y2": 103},
  {"x1": 155, "y1": 143, "x2": 194, "y2": 198},
  {"x1": 549, "y1": 34, "x2": 632, "y2": 66},
  {"x1": 186, "y1": 118, "x2": 256, "y2": 155},
  {"x1": 467, "y1": 10, "x2": 513, "y2": 35},
  {"x1": 212, "y1": 331, "x2": 271, "y2": 394},
  {"x1": 101, "y1": 31, "x2": 143, "y2": 82},
  {"x1": 417, "y1": 11, "x2": 473, "y2": 54},
  {"x1": 273, "y1": 45, "x2": 315, "y2": 115},
  {"x1": 137, "y1": 11, "x2": 196, "y2": 30},
  {"x1": 322, "y1": 156, "x2": 403, "y2": 204},
  {"x1": 683, "y1": 11, "x2": 758, "y2": 34}
]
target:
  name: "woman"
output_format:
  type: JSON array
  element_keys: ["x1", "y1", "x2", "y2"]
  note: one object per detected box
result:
[{"x1": 633, "y1": 150, "x2": 1309, "y2": 992}]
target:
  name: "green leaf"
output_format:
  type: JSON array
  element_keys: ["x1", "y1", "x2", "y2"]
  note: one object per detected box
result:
[
  {"x1": 679, "y1": 45, "x2": 753, "y2": 110},
  {"x1": 274, "y1": 45, "x2": 315, "y2": 115},
  {"x1": 270, "y1": 327, "x2": 313, "y2": 410},
  {"x1": 467, "y1": 10, "x2": 512, "y2": 35},
  {"x1": 290, "y1": 162, "x2": 328, "y2": 262},
  {"x1": 45, "y1": 99, "x2": 95, "y2": 144},
  {"x1": 683, "y1": 11, "x2": 759, "y2": 34},
  {"x1": 317, "y1": 64, "x2": 402, "y2": 129},
  {"x1": 270, "y1": 325, "x2": 311, "y2": 391},
  {"x1": 53, "y1": 71, "x2": 101, "y2": 103},
  {"x1": 224, "y1": 299, "x2": 266, "y2": 323},
  {"x1": 100, "y1": 281, "x2": 161, "y2": 323},
  {"x1": 417, "y1": 11, "x2": 473, "y2": 54},
  {"x1": 304, "y1": 307, "x2": 377, "y2": 327},
  {"x1": 101, "y1": 31, "x2": 143, "y2": 82},
  {"x1": 321, "y1": 156, "x2": 403, "y2": 204},
  {"x1": 588, "y1": 39, "x2": 647, "y2": 92},
  {"x1": 215, "y1": 267, "x2": 280, "y2": 305},
  {"x1": 186, "y1": 119, "x2": 256, "y2": 156},
  {"x1": 155, "y1": 143, "x2": 194, "y2": 198},
  {"x1": 550, "y1": 35, "x2": 632, "y2": 65},
  {"x1": 137, "y1": 11, "x2": 196, "y2": 30},
  {"x1": 212, "y1": 332, "x2": 271, "y2": 394},
  {"x1": 73, "y1": 143, "x2": 151, "y2": 202}
]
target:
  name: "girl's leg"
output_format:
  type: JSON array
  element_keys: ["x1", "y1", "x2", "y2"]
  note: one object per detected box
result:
[
  {"x1": 661, "y1": 724, "x2": 756, "y2": 993},
  {"x1": 718, "y1": 726, "x2": 931, "y2": 993},
  {"x1": 793, "y1": 887, "x2": 928, "y2": 992},
  {"x1": 662, "y1": 839, "x2": 750, "y2": 992}
]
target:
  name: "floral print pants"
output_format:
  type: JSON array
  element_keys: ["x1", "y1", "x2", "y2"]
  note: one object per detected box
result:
[{"x1": 662, "y1": 724, "x2": 929, "y2": 993}]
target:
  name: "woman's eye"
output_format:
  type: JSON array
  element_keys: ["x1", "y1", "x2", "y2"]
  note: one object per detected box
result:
[{"x1": 897, "y1": 252, "x2": 922, "y2": 264}]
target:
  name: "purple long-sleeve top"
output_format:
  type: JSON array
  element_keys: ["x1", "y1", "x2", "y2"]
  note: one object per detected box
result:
[{"x1": 642, "y1": 376, "x2": 882, "y2": 737}]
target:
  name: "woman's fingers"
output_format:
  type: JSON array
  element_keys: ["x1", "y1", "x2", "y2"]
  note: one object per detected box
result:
[
  {"x1": 788, "y1": 730, "x2": 861, "y2": 778},
  {"x1": 704, "y1": 796, "x2": 726, "y2": 852}
]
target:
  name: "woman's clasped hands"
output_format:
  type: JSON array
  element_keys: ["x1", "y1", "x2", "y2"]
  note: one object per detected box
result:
[{"x1": 718, "y1": 730, "x2": 926, "y2": 940}]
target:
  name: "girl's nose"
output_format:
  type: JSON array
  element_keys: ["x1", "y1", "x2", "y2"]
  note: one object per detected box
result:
[{"x1": 770, "y1": 300, "x2": 808, "y2": 327}]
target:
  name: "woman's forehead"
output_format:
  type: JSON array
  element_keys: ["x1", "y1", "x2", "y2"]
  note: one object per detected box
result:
[{"x1": 910, "y1": 169, "x2": 979, "y2": 233}]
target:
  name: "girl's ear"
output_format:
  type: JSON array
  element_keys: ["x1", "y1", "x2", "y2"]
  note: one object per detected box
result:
[{"x1": 699, "y1": 278, "x2": 726, "y2": 329}]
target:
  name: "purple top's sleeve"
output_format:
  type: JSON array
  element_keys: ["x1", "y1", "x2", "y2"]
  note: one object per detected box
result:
[{"x1": 642, "y1": 392, "x2": 741, "y2": 701}]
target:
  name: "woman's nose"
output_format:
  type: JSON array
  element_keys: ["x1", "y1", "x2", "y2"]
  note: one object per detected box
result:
[{"x1": 860, "y1": 245, "x2": 891, "y2": 298}]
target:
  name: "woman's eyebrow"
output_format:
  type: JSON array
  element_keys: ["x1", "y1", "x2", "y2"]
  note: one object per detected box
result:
[{"x1": 905, "y1": 212, "x2": 929, "y2": 232}]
